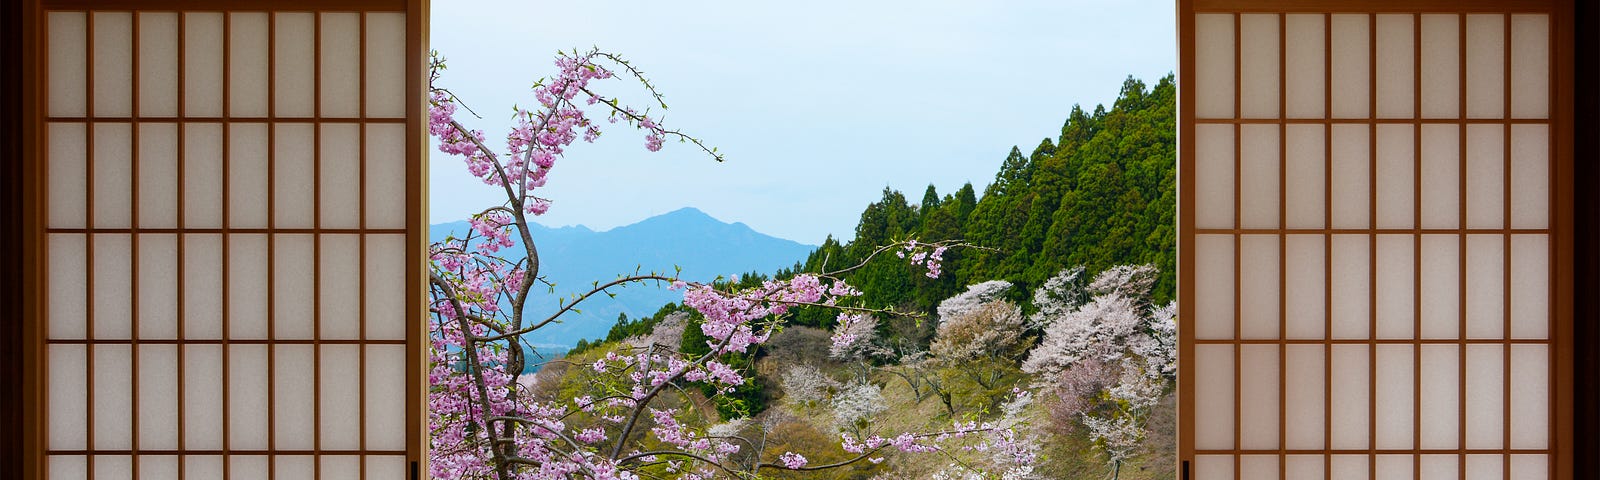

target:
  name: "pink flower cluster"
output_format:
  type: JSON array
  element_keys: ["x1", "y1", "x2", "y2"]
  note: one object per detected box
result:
[{"x1": 895, "y1": 240, "x2": 949, "y2": 278}]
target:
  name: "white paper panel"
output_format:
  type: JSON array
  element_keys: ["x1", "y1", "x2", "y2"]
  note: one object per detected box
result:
[
  {"x1": 1420, "y1": 125, "x2": 1460, "y2": 228},
  {"x1": 274, "y1": 345, "x2": 316, "y2": 450},
  {"x1": 368, "y1": 456, "x2": 409, "y2": 480},
  {"x1": 274, "y1": 123, "x2": 316, "y2": 228},
  {"x1": 49, "y1": 234, "x2": 87, "y2": 339},
  {"x1": 91, "y1": 123, "x2": 134, "y2": 228},
  {"x1": 1374, "y1": 345, "x2": 1415, "y2": 449},
  {"x1": 320, "y1": 345, "x2": 362, "y2": 449},
  {"x1": 320, "y1": 124, "x2": 362, "y2": 228},
  {"x1": 1377, "y1": 455, "x2": 1414, "y2": 480},
  {"x1": 137, "y1": 345, "x2": 179, "y2": 449},
  {"x1": 1466, "y1": 234, "x2": 1504, "y2": 339},
  {"x1": 92, "y1": 345, "x2": 133, "y2": 450},
  {"x1": 275, "y1": 456, "x2": 315, "y2": 480},
  {"x1": 1284, "y1": 235, "x2": 1324, "y2": 339},
  {"x1": 1330, "y1": 235, "x2": 1370, "y2": 339},
  {"x1": 1195, "y1": 344, "x2": 1234, "y2": 449},
  {"x1": 274, "y1": 234, "x2": 316, "y2": 339},
  {"x1": 48, "y1": 12, "x2": 87, "y2": 117},
  {"x1": 1285, "y1": 125, "x2": 1325, "y2": 229},
  {"x1": 1240, "y1": 125, "x2": 1280, "y2": 229},
  {"x1": 1376, "y1": 14, "x2": 1416, "y2": 119},
  {"x1": 48, "y1": 123, "x2": 87, "y2": 229},
  {"x1": 1195, "y1": 235, "x2": 1235, "y2": 340},
  {"x1": 230, "y1": 123, "x2": 271, "y2": 228},
  {"x1": 1375, "y1": 234, "x2": 1414, "y2": 339},
  {"x1": 137, "y1": 234, "x2": 178, "y2": 339},
  {"x1": 229, "y1": 13, "x2": 270, "y2": 118},
  {"x1": 184, "y1": 13, "x2": 224, "y2": 118},
  {"x1": 1510, "y1": 344, "x2": 1549, "y2": 449},
  {"x1": 183, "y1": 234, "x2": 223, "y2": 339},
  {"x1": 366, "y1": 123, "x2": 409, "y2": 229},
  {"x1": 367, "y1": 344, "x2": 408, "y2": 450},
  {"x1": 1466, "y1": 344, "x2": 1505, "y2": 449},
  {"x1": 94, "y1": 456, "x2": 133, "y2": 480},
  {"x1": 48, "y1": 345, "x2": 87, "y2": 449},
  {"x1": 1240, "y1": 14, "x2": 1279, "y2": 119},
  {"x1": 1421, "y1": 454, "x2": 1459, "y2": 480},
  {"x1": 1285, "y1": 345, "x2": 1325, "y2": 449},
  {"x1": 1331, "y1": 455, "x2": 1370, "y2": 480},
  {"x1": 1285, "y1": 14, "x2": 1325, "y2": 119},
  {"x1": 274, "y1": 13, "x2": 315, "y2": 117},
  {"x1": 1239, "y1": 235, "x2": 1279, "y2": 339},
  {"x1": 1419, "y1": 344, "x2": 1461, "y2": 449},
  {"x1": 184, "y1": 344, "x2": 223, "y2": 449},
  {"x1": 1509, "y1": 15, "x2": 1550, "y2": 119},
  {"x1": 1467, "y1": 455, "x2": 1503, "y2": 480},
  {"x1": 1330, "y1": 124, "x2": 1370, "y2": 229},
  {"x1": 1239, "y1": 345, "x2": 1279, "y2": 449},
  {"x1": 1240, "y1": 455, "x2": 1278, "y2": 480},
  {"x1": 185, "y1": 456, "x2": 224, "y2": 480},
  {"x1": 320, "y1": 235, "x2": 362, "y2": 339},
  {"x1": 1510, "y1": 234, "x2": 1549, "y2": 339},
  {"x1": 1195, "y1": 124, "x2": 1235, "y2": 229},
  {"x1": 92, "y1": 12, "x2": 133, "y2": 118},
  {"x1": 138, "y1": 13, "x2": 179, "y2": 117},
  {"x1": 1419, "y1": 234, "x2": 1460, "y2": 339},
  {"x1": 1375, "y1": 125, "x2": 1414, "y2": 228},
  {"x1": 230, "y1": 344, "x2": 271, "y2": 450},
  {"x1": 232, "y1": 456, "x2": 270, "y2": 480},
  {"x1": 322, "y1": 456, "x2": 362, "y2": 479},
  {"x1": 184, "y1": 123, "x2": 224, "y2": 228},
  {"x1": 230, "y1": 234, "x2": 270, "y2": 339},
  {"x1": 1466, "y1": 124, "x2": 1505, "y2": 228},
  {"x1": 1286, "y1": 456, "x2": 1325, "y2": 480},
  {"x1": 1331, "y1": 15, "x2": 1371, "y2": 119},
  {"x1": 1421, "y1": 15, "x2": 1461, "y2": 119},
  {"x1": 1330, "y1": 344, "x2": 1369, "y2": 449},
  {"x1": 1196, "y1": 455, "x2": 1234, "y2": 480},
  {"x1": 92, "y1": 234, "x2": 132, "y2": 339},
  {"x1": 1511, "y1": 455, "x2": 1549, "y2": 480},
  {"x1": 140, "y1": 456, "x2": 179, "y2": 480},
  {"x1": 1510, "y1": 124, "x2": 1549, "y2": 229},
  {"x1": 320, "y1": 13, "x2": 361, "y2": 117},
  {"x1": 365, "y1": 13, "x2": 408, "y2": 118},
  {"x1": 366, "y1": 234, "x2": 407, "y2": 340},
  {"x1": 1194, "y1": 13, "x2": 1235, "y2": 119},
  {"x1": 138, "y1": 123, "x2": 179, "y2": 228},
  {"x1": 1465, "y1": 15, "x2": 1505, "y2": 119}
]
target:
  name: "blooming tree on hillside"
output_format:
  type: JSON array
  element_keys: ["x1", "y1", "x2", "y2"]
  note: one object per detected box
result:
[{"x1": 426, "y1": 49, "x2": 1027, "y2": 480}]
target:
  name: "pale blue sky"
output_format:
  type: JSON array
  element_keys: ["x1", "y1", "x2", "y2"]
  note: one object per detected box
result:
[{"x1": 429, "y1": 0, "x2": 1176, "y2": 244}]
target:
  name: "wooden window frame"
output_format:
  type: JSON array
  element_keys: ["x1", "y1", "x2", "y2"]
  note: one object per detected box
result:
[{"x1": 7, "y1": 0, "x2": 430, "y2": 478}]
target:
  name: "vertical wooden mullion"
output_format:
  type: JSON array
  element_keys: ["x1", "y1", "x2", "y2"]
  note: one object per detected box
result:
[
  {"x1": 1458, "y1": 11, "x2": 1470, "y2": 479},
  {"x1": 264, "y1": 10, "x2": 276, "y2": 480},
  {"x1": 1412, "y1": 12, "x2": 1424, "y2": 480},
  {"x1": 130, "y1": 10, "x2": 142, "y2": 480},
  {"x1": 83, "y1": 10, "x2": 95, "y2": 479},
  {"x1": 1276, "y1": 11, "x2": 1287, "y2": 479},
  {"x1": 1322, "y1": 12, "x2": 1333, "y2": 480},
  {"x1": 311, "y1": 11, "x2": 323, "y2": 478},
  {"x1": 1501, "y1": 12, "x2": 1514, "y2": 480},
  {"x1": 220, "y1": 11, "x2": 231, "y2": 480},
  {"x1": 357, "y1": 11, "x2": 369, "y2": 480},
  {"x1": 1176, "y1": 1, "x2": 1197, "y2": 476},
  {"x1": 405, "y1": 0, "x2": 427, "y2": 472},
  {"x1": 1232, "y1": 11, "x2": 1243, "y2": 480},
  {"x1": 1367, "y1": 12, "x2": 1378, "y2": 479},
  {"x1": 1547, "y1": 6, "x2": 1561, "y2": 479},
  {"x1": 175, "y1": 11, "x2": 186, "y2": 480}
]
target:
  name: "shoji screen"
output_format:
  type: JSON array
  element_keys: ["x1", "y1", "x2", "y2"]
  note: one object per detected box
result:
[
  {"x1": 29, "y1": 1, "x2": 426, "y2": 479},
  {"x1": 1178, "y1": 1, "x2": 1573, "y2": 480}
]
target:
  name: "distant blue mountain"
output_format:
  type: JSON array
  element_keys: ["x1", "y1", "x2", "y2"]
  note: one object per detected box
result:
[{"x1": 429, "y1": 207, "x2": 814, "y2": 355}]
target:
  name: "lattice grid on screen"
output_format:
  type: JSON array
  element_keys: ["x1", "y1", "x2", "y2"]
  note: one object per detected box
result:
[
  {"x1": 1182, "y1": 4, "x2": 1559, "y2": 480},
  {"x1": 43, "y1": 7, "x2": 412, "y2": 479}
]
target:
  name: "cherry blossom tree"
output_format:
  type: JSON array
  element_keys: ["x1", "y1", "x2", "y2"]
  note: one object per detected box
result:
[{"x1": 426, "y1": 49, "x2": 1027, "y2": 480}]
